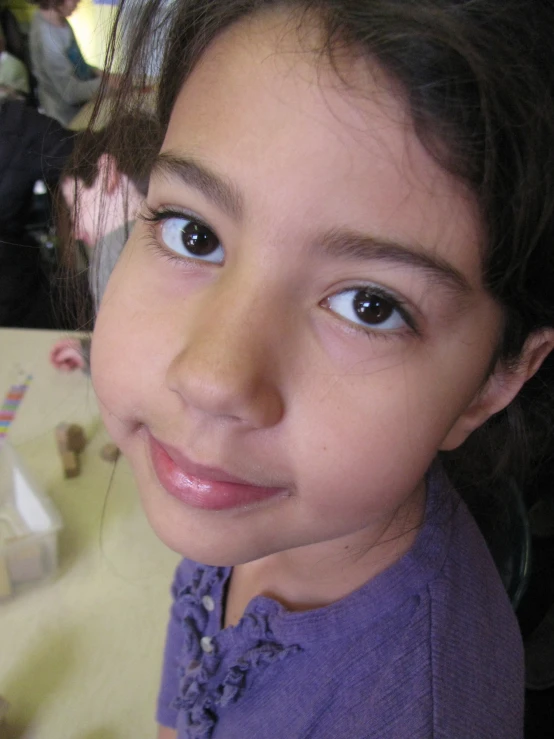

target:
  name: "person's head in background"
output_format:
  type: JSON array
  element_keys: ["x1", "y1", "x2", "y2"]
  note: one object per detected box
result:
[
  {"x1": 58, "y1": 113, "x2": 162, "y2": 314},
  {"x1": 31, "y1": 0, "x2": 80, "y2": 21},
  {"x1": 62, "y1": 113, "x2": 162, "y2": 250},
  {"x1": 89, "y1": 0, "x2": 554, "y2": 567}
]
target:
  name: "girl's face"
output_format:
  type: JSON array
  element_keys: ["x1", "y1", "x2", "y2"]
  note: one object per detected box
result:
[{"x1": 92, "y1": 14, "x2": 504, "y2": 566}]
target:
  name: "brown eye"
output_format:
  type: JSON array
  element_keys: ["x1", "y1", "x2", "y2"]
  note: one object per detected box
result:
[
  {"x1": 160, "y1": 217, "x2": 224, "y2": 263},
  {"x1": 353, "y1": 289, "x2": 394, "y2": 325},
  {"x1": 326, "y1": 287, "x2": 407, "y2": 332},
  {"x1": 180, "y1": 221, "x2": 220, "y2": 256}
]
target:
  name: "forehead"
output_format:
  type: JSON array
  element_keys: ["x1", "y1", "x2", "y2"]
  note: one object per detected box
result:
[{"x1": 163, "y1": 11, "x2": 483, "y2": 284}]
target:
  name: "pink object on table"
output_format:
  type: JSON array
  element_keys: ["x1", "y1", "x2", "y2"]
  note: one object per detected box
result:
[{"x1": 50, "y1": 339, "x2": 86, "y2": 372}]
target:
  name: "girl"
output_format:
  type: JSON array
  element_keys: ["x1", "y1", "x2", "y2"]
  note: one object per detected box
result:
[{"x1": 86, "y1": 0, "x2": 554, "y2": 736}]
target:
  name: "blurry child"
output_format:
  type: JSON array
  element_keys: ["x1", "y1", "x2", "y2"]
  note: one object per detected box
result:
[
  {"x1": 81, "y1": 0, "x2": 554, "y2": 736},
  {"x1": 28, "y1": 0, "x2": 112, "y2": 126}
]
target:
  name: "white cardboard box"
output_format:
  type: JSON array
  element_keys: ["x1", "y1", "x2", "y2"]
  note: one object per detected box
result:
[{"x1": 0, "y1": 443, "x2": 62, "y2": 599}]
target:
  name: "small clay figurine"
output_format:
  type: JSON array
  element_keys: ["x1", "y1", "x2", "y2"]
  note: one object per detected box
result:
[
  {"x1": 100, "y1": 442, "x2": 120, "y2": 463},
  {"x1": 55, "y1": 423, "x2": 86, "y2": 478}
]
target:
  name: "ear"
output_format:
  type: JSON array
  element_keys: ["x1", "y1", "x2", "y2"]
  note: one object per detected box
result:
[
  {"x1": 440, "y1": 328, "x2": 554, "y2": 451},
  {"x1": 97, "y1": 153, "x2": 121, "y2": 195}
]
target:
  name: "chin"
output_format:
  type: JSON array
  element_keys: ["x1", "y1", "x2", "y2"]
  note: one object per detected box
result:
[
  {"x1": 147, "y1": 517, "x2": 269, "y2": 567},
  {"x1": 137, "y1": 490, "x2": 280, "y2": 567}
]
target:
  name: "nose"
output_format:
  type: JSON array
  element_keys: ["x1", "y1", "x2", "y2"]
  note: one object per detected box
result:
[{"x1": 166, "y1": 276, "x2": 285, "y2": 430}]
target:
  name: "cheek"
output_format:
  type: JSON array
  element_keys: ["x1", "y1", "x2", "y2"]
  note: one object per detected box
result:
[
  {"x1": 93, "y1": 308, "x2": 161, "y2": 407},
  {"x1": 92, "y1": 270, "x2": 153, "y2": 424},
  {"x1": 91, "y1": 249, "x2": 189, "y2": 435},
  {"x1": 286, "y1": 367, "x2": 413, "y2": 471},
  {"x1": 289, "y1": 334, "x2": 492, "y2": 511}
]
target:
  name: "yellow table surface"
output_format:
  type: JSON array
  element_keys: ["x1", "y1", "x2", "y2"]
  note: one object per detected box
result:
[{"x1": 0, "y1": 329, "x2": 180, "y2": 739}]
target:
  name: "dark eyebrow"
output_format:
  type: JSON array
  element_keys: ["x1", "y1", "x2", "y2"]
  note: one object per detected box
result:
[
  {"x1": 151, "y1": 153, "x2": 471, "y2": 295},
  {"x1": 318, "y1": 229, "x2": 472, "y2": 295},
  {"x1": 150, "y1": 152, "x2": 244, "y2": 220}
]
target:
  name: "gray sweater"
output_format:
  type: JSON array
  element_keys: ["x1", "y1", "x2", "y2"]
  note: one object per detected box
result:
[
  {"x1": 90, "y1": 221, "x2": 131, "y2": 309},
  {"x1": 29, "y1": 11, "x2": 101, "y2": 126}
]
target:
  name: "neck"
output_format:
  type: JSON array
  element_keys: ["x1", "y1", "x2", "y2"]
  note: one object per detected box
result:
[
  {"x1": 40, "y1": 8, "x2": 65, "y2": 27},
  {"x1": 225, "y1": 478, "x2": 426, "y2": 625}
]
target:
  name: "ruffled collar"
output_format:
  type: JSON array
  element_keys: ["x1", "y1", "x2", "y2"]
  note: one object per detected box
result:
[{"x1": 171, "y1": 566, "x2": 302, "y2": 738}]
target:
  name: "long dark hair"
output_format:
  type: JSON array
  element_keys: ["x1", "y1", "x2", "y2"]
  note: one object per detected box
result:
[{"x1": 94, "y1": 0, "x2": 554, "y2": 497}]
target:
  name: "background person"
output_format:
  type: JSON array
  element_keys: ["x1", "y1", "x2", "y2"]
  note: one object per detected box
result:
[{"x1": 28, "y1": 0, "x2": 104, "y2": 125}]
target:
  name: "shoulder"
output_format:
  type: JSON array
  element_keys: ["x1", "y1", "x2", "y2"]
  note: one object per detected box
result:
[
  {"x1": 313, "y1": 479, "x2": 523, "y2": 737},
  {"x1": 30, "y1": 14, "x2": 68, "y2": 48},
  {"x1": 423, "y1": 495, "x2": 524, "y2": 735},
  {"x1": 425, "y1": 475, "x2": 522, "y2": 656},
  {"x1": 292, "y1": 470, "x2": 524, "y2": 738},
  {"x1": 29, "y1": 11, "x2": 47, "y2": 38}
]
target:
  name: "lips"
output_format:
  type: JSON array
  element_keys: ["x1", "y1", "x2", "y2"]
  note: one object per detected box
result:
[{"x1": 147, "y1": 433, "x2": 287, "y2": 510}]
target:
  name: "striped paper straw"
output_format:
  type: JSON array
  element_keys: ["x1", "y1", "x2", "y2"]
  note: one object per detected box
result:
[{"x1": 0, "y1": 375, "x2": 33, "y2": 446}]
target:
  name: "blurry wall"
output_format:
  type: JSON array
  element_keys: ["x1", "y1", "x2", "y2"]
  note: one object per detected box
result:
[{"x1": 69, "y1": 0, "x2": 117, "y2": 68}]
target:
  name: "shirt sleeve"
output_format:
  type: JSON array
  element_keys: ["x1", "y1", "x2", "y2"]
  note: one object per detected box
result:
[
  {"x1": 156, "y1": 560, "x2": 192, "y2": 729},
  {"x1": 37, "y1": 24, "x2": 100, "y2": 105},
  {"x1": 0, "y1": 53, "x2": 30, "y2": 94}
]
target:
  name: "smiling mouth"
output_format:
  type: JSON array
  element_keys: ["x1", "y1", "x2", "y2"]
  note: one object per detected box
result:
[{"x1": 147, "y1": 432, "x2": 288, "y2": 511}]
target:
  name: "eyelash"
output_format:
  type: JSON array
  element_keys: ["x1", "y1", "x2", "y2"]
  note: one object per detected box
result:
[
  {"x1": 139, "y1": 204, "x2": 219, "y2": 265},
  {"x1": 326, "y1": 286, "x2": 420, "y2": 339},
  {"x1": 139, "y1": 205, "x2": 420, "y2": 340}
]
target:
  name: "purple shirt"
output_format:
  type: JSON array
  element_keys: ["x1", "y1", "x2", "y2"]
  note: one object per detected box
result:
[{"x1": 157, "y1": 467, "x2": 524, "y2": 738}]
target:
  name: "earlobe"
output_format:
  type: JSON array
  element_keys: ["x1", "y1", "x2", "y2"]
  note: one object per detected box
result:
[{"x1": 440, "y1": 327, "x2": 554, "y2": 451}]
